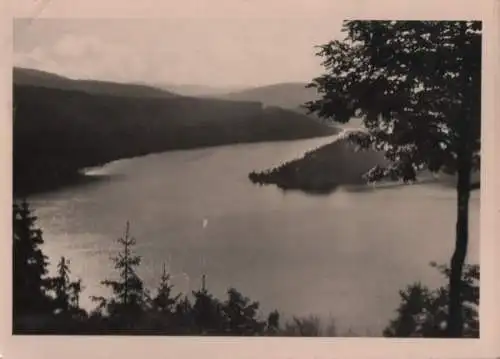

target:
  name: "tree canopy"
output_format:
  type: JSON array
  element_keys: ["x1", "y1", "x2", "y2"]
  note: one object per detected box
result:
[
  {"x1": 306, "y1": 20, "x2": 481, "y2": 337},
  {"x1": 91, "y1": 221, "x2": 149, "y2": 329},
  {"x1": 13, "y1": 200, "x2": 53, "y2": 319},
  {"x1": 306, "y1": 20, "x2": 481, "y2": 183}
]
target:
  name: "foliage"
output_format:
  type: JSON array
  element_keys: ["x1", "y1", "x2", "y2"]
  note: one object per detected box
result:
[
  {"x1": 12, "y1": 200, "x2": 53, "y2": 322},
  {"x1": 151, "y1": 263, "x2": 180, "y2": 314},
  {"x1": 222, "y1": 288, "x2": 266, "y2": 335},
  {"x1": 190, "y1": 287, "x2": 226, "y2": 334},
  {"x1": 12, "y1": 201, "x2": 479, "y2": 337},
  {"x1": 12, "y1": 200, "x2": 88, "y2": 333},
  {"x1": 281, "y1": 315, "x2": 337, "y2": 337},
  {"x1": 91, "y1": 221, "x2": 149, "y2": 330},
  {"x1": 384, "y1": 262, "x2": 479, "y2": 338},
  {"x1": 50, "y1": 256, "x2": 85, "y2": 317},
  {"x1": 306, "y1": 20, "x2": 481, "y2": 183},
  {"x1": 249, "y1": 136, "x2": 386, "y2": 193},
  {"x1": 170, "y1": 296, "x2": 195, "y2": 334},
  {"x1": 306, "y1": 20, "x2": 481, "y2": 337},
  {"x1": 266, "y1": 310, "x2": 281, "y2": 335},
  {"x1": 146, "y1": 263, "x2": 182, "y2": 332}
]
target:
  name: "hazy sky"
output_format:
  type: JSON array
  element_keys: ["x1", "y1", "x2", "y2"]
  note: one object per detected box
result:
[
  {"x1": 14, "y1": 17, "x2": 345, "y2": 87},
  {"x1": 13, "y1": 0, "x2": 483, "y2": 87}
]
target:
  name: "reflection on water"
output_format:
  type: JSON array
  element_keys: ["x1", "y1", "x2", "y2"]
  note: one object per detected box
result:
[{"x1": 29, "y1": 135, "x2": 479, "y2": 335}]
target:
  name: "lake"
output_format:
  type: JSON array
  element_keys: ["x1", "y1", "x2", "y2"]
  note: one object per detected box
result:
[{"x1": 29, "y1": 135, "x2": 480, "y2": 335}]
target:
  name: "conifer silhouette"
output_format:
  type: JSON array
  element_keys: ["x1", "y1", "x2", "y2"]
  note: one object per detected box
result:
[
  {"x1": 13, "y1": 199, "x2": 54, "y2": 329},
  {"x1": 92, "y1": 221, "x2": 148, "y2": 330}
]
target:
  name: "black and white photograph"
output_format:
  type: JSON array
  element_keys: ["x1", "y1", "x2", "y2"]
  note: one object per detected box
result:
[{"x1": 4, "y1": 1, "x2": 498, "y2": 355}]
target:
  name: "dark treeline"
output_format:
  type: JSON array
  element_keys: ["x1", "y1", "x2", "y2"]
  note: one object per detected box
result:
[
  {"x1": 248, "y1": 137, "x2": 481, "y2": 194},
  {"x1": 249, "y1": 137, "x2": 387, "y2": 194},
  {"x1": 13, "y1": 199, "x2": 479, "y2": 337},
  {"x1": 13, "y1": 77, "x2": 337, "y2": 196},
  {"x1": 13, "y1": 67, "x2": 180, "y2": 99}
]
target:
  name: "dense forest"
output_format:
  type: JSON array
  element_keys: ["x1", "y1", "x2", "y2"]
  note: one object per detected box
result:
[
  {"x1": 13, "y1": 67, "x2": 179, "y2": 98},
  {"x1": 249, "y1": 135, "x2": 388, "y2": 193},
  {"x1": 13, "y1": 200, "x2": 479, "y2": 336},
  {"x1": 215, "y1": 82, "x2": 319, "y2": 111},
  {"x1": 13, "y1": 68, "x2": 338, "y2": 195},
  {"x1": 248, "y1": 135, "x2": 481, "y2": 194}
]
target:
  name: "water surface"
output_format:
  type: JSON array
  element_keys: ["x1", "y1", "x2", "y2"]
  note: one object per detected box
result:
[{"x1": 30, "y1": 135, "x2": 480, "y2": 335}]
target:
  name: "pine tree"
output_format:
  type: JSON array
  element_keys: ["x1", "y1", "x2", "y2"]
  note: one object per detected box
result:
[
  {"x1": 266, "y1": 310, "x2": 281, "y2": 335},
  {"x1": 51, "y1": 256, "x2": 84, "y2": 317},
  {"x1": 92, "y1": 221, "x2": 148, "y2": 330},
  {"x1": 191, "y1": 276, "x2": 226, "y2": 335},
  {"x1": 53, "y1": 256, "x2": 71, "y2": 314},
  {"x1": 173, "y1": 295, "x2": 195, "y2": 334},
  {"x1": 148, "y1": 262, "x2": 181, "y2": 332},
  {"x1": 152, "y1": 263, "x2": 180, "y2": 314},
  {"x1": 13, "y1": 199, "x2": 53, "y2": 325},
  {"x1": 222, "y1": 288, "x2": 265, "y2": 335},
  {"x1": 45, "y1": 256, "x2": 88, "y2": 333},
  {"x1": 69, "y1": 278, "x2": 83, "y2": 310}
]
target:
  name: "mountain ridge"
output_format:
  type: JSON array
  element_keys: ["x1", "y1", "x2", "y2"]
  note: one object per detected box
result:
[
  {"x1": 214, "y1": 82, "x2": 319, "y2": 111},
  {"x1": 13, "y1": 67, "x2": 179, "y2": 98},
  {"x1": 13, "y1": 69, "x2": 338, "y2": 195}
]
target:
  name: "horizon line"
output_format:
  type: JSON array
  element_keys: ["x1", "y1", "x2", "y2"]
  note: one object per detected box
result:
[{"x1": 13, "y1": 65, "x2": 316, "y2": 89}]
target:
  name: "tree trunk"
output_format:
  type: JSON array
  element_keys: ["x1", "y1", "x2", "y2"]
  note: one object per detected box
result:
[
  {"x1": 447, "y1": 29, "x2": 475, "y2": 334},
  {"x1": 446, "y1": 159, "x2": 471, "y2": 337}
]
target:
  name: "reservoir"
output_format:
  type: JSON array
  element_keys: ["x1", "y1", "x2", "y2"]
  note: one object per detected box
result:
[{"x1": 29, "y1": 135, "x2": 480, "y2": 335}]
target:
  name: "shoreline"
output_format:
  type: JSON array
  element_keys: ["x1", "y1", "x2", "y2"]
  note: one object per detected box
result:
[
  {"x1": 15, "y1": 132, "x2": 340, "y2": 197},
  {"x1": 248, "y1": 135, "x2": 388, "y2": 194},
  {"x1": 248, "y1": 137, "x2": 480, "y2": 195}
]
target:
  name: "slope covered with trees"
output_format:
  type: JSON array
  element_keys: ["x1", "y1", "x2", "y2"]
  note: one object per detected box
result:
[
  {"x1": 249, "y1": 136, "x2": 388, "y2": 193},
  {"x1": 216, "y1": 82, "x2": 319, "y2": 111},
  {"x1": 13, "y1": 67, "x2": 178, "y2": 98},
  {"x1": 13, "y1": 72, "x2": 337, "y2": 195}
]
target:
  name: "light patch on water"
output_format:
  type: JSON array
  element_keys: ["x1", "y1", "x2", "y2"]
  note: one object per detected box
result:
[{"x1": 30, "y1": 137, "x2": 480, "y2": 335}]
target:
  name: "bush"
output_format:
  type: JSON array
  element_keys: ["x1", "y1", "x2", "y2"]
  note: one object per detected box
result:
[{"x1": 384, "y1": 262, "x2": 479, "y2": 338}]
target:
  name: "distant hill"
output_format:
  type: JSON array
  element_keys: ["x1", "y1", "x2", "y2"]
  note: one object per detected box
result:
[
  {"x1": 216, "y1": 83, "x2": 372, "y2": 132},
  {"x1": 153, "y1": 83, "x2": 245, "y2": 97},
  {"x1": 248, "y1": 133, "x2": 480, "y2": 194},
  {"x1": 13, "y1": 71, "x2": 338, "y2": 195},
  {"x1": 13, "y1": 67, "x2": 178, "y2": 98},
  {"x1": 249, "y1": 135, "x2": 388, "y2": 194},
  {"x1": 216, "y1": 82, "x2": 320, "y2": 111}
]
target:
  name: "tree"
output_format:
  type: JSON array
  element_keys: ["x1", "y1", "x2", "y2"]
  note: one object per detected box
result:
[
  {"x1": 51, "y1": 256, "x2": 84, "y2": 317},
  {"x1": 191, "y1": 277, "x2": 226, "y2": 335},
  {"x1": 92, "y1": 221, "x2": 148, "y2": 329},
  {"x1": 384, "y1": 262, "x2": 479, "y2": 337},
  {"x1": 12, "y1": 199, "x2": 54, "y2": 324},
  {"x1": 283, "y1": 315, "x2": 323, "y2": 337},
  {"x1": 152, "y1": 263, "x2": 180, "y2": 314},
  {"x1": 52, "y1": 256, "x2": 71, "y2": 314},
  {"x1": 148, "y1": 262, "x2": 181, "y2": 331},
  {"x1": 222, "y1": 288, "x2": 266, "y2": 335},
  {"x1": 172, "y1": 295, "x2": 195, "y2": 334},
  {"x1": 69, "y1": 278, "x2": 83, "y2": 310},
  {"x1": 45, "y1": 256, "x2": 88, "y2": 333},
  {"x1": 266, "y1": 310, "x2": 281, "y2": 335},
  {"x1": 306, "y1": 20, "x2": 481, "y2": 337}
]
